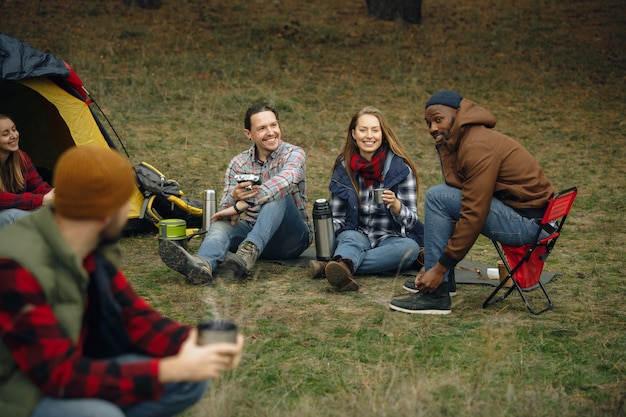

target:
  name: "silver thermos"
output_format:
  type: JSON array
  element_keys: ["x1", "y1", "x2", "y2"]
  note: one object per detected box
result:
[
  {"x1": 312, "y1": 198, "x2": 335, "y2": 261},
  {"x1": 202, "y1": 189, "x2": 216, "y2": 233}
]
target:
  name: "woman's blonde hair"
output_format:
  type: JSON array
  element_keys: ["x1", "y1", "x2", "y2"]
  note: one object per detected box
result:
[
  {"x1": 0, "y1": 114, "x2": 26, "y2": 193},
  {"x1": 333, "y1": 106, "x2": 419, "y2": 197}
]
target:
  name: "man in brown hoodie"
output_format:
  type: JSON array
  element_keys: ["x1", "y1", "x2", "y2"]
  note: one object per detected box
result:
[{"x1": 389, "y1": 90, "x2": 555, "y2": 314}]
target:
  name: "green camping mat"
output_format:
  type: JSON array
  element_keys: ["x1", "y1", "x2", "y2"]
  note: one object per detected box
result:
[{"x1": 261, "y1": 247, "x2": 558, "y2": 287}]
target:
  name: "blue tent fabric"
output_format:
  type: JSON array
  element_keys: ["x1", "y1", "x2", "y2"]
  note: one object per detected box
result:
[{"x1": 0, "y1": 33, "x2": 69, "y2": 81}]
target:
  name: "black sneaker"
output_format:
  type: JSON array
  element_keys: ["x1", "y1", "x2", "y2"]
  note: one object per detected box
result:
[
  {"x1": 158, "y1": 239, "x2": 213, "y2": 285},
  {"x1": 448, "y1": 268, "x2": 457, "y2": 296},
  {"x1": 389, "y1": 291, "x2": 451, "y2": 315},
  {"x1": 402, "y1": 278, "x2": 419, "y2": 293},
  {"x1": 403, "y1": 276, "x2": 457, "y2": 296}
]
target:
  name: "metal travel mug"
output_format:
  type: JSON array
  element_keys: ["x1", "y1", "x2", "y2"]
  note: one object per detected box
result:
[
  {"x1": 197, "y1": 320, "x2": 238, "y2": 345},
  {"x1": 312, "y1": 198, "x2": 336, "y2": 261},
  {"x1": 374, "y1": 188, "x2": 386, "y2": 204},
  {"x1": 202, "y1": 189, "x2": 216, "y2": 233}
]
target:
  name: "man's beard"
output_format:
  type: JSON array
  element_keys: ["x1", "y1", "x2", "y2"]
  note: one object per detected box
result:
[
  {"x1": 100, "y1": 232, "x2": 122, "y2": 245},
  {"x1": 99, "y1": 228, "x2": 123, "y2": 245},
  {"x1": 434, "y1": 130, "x2": 452, "y2": 147},
  {"x1": 99, "y1": 214, "x2": 125, "y2": 245},
  {"x1": 434, "y1": 119, "x2": 455, "y2": 147}
]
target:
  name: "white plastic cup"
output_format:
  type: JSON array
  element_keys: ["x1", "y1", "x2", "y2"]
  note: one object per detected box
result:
[
  {"x1": 487, "y1": 268, "x2": 500, "y2": 279},
  {"x1": 497, "y1": 260, "x2": 513, "y2": 287}
]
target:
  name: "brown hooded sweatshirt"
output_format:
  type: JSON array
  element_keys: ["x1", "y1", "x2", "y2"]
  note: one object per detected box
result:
[{"x1": 437, "y1": 99, "x2": 555, "y2": 268}]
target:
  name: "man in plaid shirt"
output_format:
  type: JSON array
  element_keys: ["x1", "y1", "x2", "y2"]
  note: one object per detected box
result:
[
  {"x1": 159, "y1": 103, "x2": 312, "y2": 283},
  {"x1": 0, "y1": 146, "x2": 243, "y2": 417}
]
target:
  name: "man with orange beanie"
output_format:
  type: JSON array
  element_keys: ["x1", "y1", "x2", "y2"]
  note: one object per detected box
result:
[{"x1": 0, "y1": 146, "x2": 244, "y2": 417}]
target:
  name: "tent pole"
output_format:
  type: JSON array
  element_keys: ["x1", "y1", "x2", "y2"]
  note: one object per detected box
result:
[{"x1": 81, "y1": 86, "x2": 131, "y2": 159}]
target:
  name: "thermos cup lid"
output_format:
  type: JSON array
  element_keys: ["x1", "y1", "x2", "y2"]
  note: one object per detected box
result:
[
  {"x1": 313, "y1": 198, "x2": 332, "y2": 217},
  {"x1": 313, "y1": 198, "x2": 330, "y2": 210}
]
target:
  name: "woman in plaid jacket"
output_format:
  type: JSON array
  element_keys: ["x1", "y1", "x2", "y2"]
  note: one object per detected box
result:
[
  {"x1": 310, "y1": 106, "x2": 423, "y2": 292},
  {"x1": 0, "y1": 113, "x2": 54, "y2": 227}
]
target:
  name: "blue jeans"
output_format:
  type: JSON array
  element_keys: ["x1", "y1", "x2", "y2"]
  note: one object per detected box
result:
[
  {"x1": 0, "y1": 208, "x2": 30, "y2": 227},
  {"x1": 30, "y1": 355, "x2": 209, "y2": 417},
  {"x1": 424, "y1": 184, "x2": 544, "y2": 283},
  {"x1": 334, "y1": 229, "x2": 420, "y2": 275},
  {"x1": 197, "y1": 196, "x2": 310, "y2": 270}
]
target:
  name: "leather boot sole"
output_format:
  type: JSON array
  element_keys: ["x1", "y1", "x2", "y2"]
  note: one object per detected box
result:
[
  {"x1": 158, "y1": 240, "x2": 212, "y2": 285},
  {"x1": 325, "y1": 261, "x2": 359, "y2": 292}
]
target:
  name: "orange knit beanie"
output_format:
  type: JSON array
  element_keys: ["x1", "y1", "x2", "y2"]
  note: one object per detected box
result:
[{"x1": 53, "y1": 146, "x2": 136, "y2": 219}]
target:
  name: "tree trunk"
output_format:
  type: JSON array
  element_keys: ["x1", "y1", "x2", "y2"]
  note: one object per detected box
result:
[
  {"x1": 123, "y1": 0, "x2": 161, "y2": 10},
  {"x1": 366, "y1": 0, "x2": 422, "y2": 24}
]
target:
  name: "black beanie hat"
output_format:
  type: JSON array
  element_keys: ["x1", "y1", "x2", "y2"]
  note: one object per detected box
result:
[{"x1": 425, "y1": 90, "x2": 463, "y2": 109}]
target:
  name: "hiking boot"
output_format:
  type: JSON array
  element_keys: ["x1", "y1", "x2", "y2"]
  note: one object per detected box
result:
[
  {"x1": 222, "y1": 241, "x2": 259, "y2": 280},
  {"x1": 309, "y1": 260, "x2": 328, "y2": 279},
  {"x1": 389, "y1": 289, "x2": 451, "y2": 315},
  {"x1": 325, "y1": 257, "x2": 359, "y2": 292},
  {"x1": 412, "y1": 247, "x2": 425, "y2": 271},
  {"x1": 158, "y1": 239, "x2": 213, "y2": 285}
]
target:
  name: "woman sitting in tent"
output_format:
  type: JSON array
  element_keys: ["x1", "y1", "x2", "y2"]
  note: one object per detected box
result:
[{"x1": 0, "y1": 114, "x2": 54, "y2": 227}]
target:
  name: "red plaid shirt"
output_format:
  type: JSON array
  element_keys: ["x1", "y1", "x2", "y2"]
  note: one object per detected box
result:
[
  {"x1": 0, "y1": 151, "x2": 52, "y2": 210},
  {"x1": 0, "y1": 255, "x2": 191, "y2": 405}
]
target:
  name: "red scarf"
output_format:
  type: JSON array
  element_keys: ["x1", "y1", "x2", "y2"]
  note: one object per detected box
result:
[{"x1": 350, "y1": 146, "x2": 387, "y2": 186}]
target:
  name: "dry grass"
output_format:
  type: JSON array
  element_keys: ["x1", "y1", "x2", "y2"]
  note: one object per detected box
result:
[{"x1": 2, "y1": 0, "x2": 625, "y2": 415}]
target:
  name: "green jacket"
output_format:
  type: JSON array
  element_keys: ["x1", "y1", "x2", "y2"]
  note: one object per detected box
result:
[{"x1": 0, "y1": 205, "x2": 120, "y2": 417}]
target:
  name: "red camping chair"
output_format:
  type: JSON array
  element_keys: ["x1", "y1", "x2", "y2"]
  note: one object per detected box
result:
[{"x1": 483, "y1": 187, "x2": 578, "y2": 315}]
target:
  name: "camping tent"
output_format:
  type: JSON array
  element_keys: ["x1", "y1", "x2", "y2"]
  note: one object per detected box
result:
[{"x1": 0, "y1": 33, "x2": 150, "y2": 233}]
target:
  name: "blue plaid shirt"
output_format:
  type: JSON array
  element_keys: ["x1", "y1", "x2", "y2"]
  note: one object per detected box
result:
[
  {"x1": 220, "y1": 141, "x2": 313, "y2": 241},
  {"x1": 330, "y1": 154, "x2": 419, "y2": 248}
]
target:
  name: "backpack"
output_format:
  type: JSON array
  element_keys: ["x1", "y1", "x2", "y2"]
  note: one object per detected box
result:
[{"x1": 134, "y1": 162, "x2": 204, "y2": 229}]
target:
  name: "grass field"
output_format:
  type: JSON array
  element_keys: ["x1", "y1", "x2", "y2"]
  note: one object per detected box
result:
[{"x1": 2, "y1": 0, "x2": 625, "y2": 415}]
